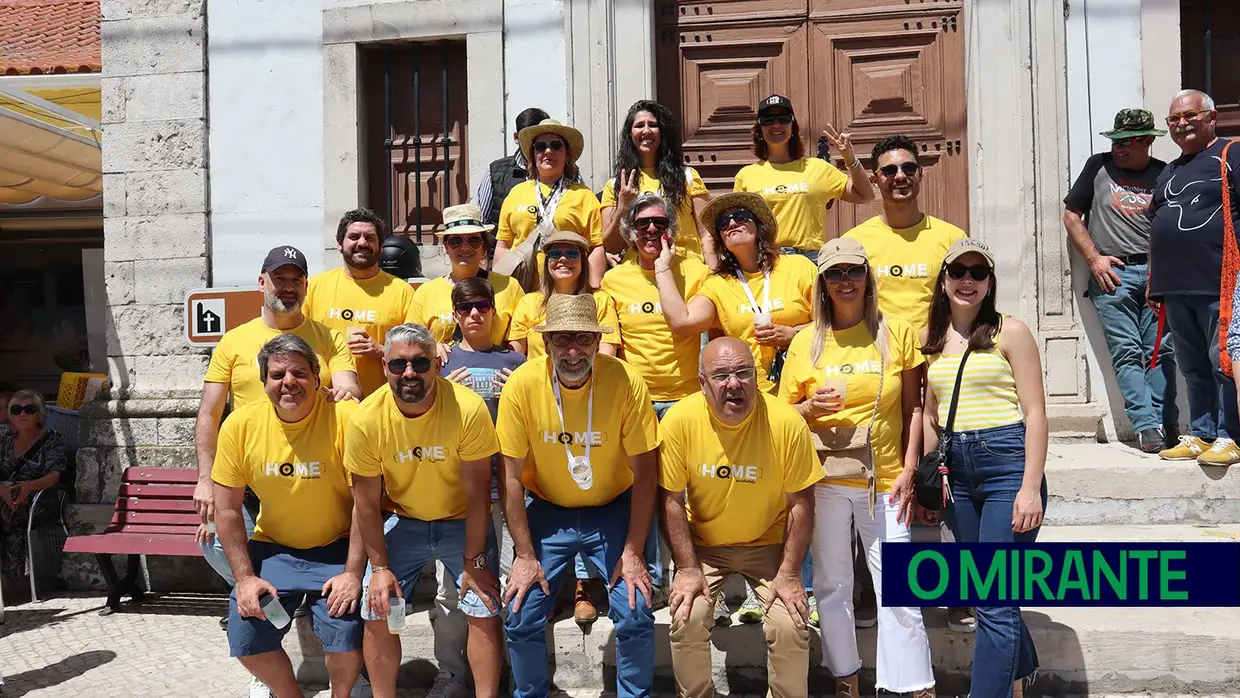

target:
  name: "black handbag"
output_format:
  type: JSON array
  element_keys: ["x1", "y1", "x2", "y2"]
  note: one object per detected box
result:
[{"x1": 915, "y1": 347, "x2": 972, "y2": 511}]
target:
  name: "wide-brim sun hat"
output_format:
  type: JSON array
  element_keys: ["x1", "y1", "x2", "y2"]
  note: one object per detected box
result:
[
  {"x1": 817, "y1": 237, "x2": 869, "y2": 271},
  {"x1": 699, "y1": 191, "x2": 779, "y2": 239},
  {"x1": 533, "y1": 293, "x2": 614, "y2": 334},
  {"x1": 540, "y1": 229, "x2": 590, "y2": 252},
  {"x1": 518, "y1": 119, "x2": 586, "y2": 167},
  {"x1": 439, "y1": 202, "x2": 494, "y2": 236},
  {"x1": 944, "y1": 238, "x2": 995, "y2": 267}
]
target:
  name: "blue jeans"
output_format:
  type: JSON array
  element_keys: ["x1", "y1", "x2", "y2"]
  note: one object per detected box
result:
[
  {"x1": 781, "y1": 246, "x2": 818, "y2": 264},
  {"x1": 507, "y1": 489, "x2": 655, "y2": 698},
  {"x1": 944, "y1": 423, "x2": 1046, "y2": 698},
  {"x1": 200, "y1": 506, "x2": 257, "y2": 587},
  {"x1": 1164, "y1": 294, "x2": 1240, "y2": 440},
  {"x1": 1088, "y1": 264, "x2": 1178, "y2": 433}
]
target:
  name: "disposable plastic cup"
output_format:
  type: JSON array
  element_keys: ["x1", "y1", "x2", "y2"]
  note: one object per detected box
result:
[
  {"x1": 752, "y1": 311, "x2": 772, "y2": 326},
  {"x1": 823, "y1": 377, "x2": 847, "y2": 408},
  {"x1": 386, "y1": 597, "x2": 407, "y2": 633},
  {"x1": 259, "y1": 593, "x2": 290, "y2": 629},
  {"x1": 569, "y1": 456, "x2": 593, "y2": 490}
]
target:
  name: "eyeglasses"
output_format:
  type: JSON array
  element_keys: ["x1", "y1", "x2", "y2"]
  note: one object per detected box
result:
[
  {"x1": 533, "y1": 139, "x2": 565, "y2": 153},
  {"x1": 546, "y1": 247, "x2": 582, "y2": 261},
  {"x1": 714, "y1": 208, "x2": 755, "y2": 231},
  {"x1": 634, "y1": 216, "x2": 670, "y2": 232},
  {"x1": 454, "y1": 299, "x2": 494, "y2": 315},
  {"x1": 548, "y1": 332, "x2": 598, "y2": 348},
  {"x1": 705, "y1": 367, "x2": 757, "y2": 384},
  {"x1": 879, "y1": 163, "x2": 920, "y2": 177},
  {"x1": 758, "y1": 113, "x2": 794, "y2": 126},
  {"x1": 823, "y1": 264, "x2": 868, "y2": 284},
  {"x1": 386, "y1": 356, "x2": 433, "y2": 375},
  {"x1": 1166, "y1": 110, "x2": 1211, "y2": 125},
  {"x1": 444, "y1": 235, "x2": 484, "y2": 250},
  {"x1": 945, "y1": 262, "x2": 991, "y2": 281},
  {"x1": 8, "y1": 404, "x2": 37, "y2": 416}
]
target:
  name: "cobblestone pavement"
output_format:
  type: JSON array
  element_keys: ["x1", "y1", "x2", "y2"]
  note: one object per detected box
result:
[{"x1": 3, "y1": 593, "x2": 1240, "y2": 697}]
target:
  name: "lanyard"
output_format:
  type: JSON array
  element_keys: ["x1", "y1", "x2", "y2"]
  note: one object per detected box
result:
[
  {"x1": 551, "y1": 366, "x2": 594, "y2": 465},
  {"x1": 735, "y1": 269, "x2": 771, "y2": 315},
  {"x1": 535, "y1": 178, "x2": 567, "y2": 224}
]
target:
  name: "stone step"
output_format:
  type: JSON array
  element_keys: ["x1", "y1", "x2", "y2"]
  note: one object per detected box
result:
[{"x1": 285, "y1": 524, "x2": 1240, "y2": 695}]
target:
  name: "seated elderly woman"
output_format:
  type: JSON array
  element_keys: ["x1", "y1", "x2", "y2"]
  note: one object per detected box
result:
[{"x1": 0, "y1": 390, "x2": 69, "y2": 582}]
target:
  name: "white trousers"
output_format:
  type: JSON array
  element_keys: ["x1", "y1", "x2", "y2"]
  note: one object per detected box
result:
[{"x1": 811, "y1": 484, "x2": 935, "y2": 693}]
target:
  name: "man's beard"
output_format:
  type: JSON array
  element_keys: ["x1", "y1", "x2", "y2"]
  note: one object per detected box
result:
[
  {"x1": 555, "y1": 354, "x2": 594, "y2": 385},
  {"x1": 394, "y1": 376, "x2": 428, "y2": 403},
  {"x1": 264, "y1": 290, "x2": 302, "y2": 315},
  {"x1": 344, "y1": 248, "x2": 376, "y2": 270}
]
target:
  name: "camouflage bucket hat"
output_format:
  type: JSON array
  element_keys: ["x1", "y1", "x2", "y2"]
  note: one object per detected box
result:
[{"x1": 1100, "y1": 108, "x2": 1168, "y2": 139}]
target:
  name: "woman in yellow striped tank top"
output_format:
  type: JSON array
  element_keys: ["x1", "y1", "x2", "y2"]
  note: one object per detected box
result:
[{"x1": 920, "y1": 239, "x2": 1048, "y2": 698}]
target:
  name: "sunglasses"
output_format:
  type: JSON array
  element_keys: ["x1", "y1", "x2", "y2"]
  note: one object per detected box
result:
[
  {"x1": 444, "y1": 235, "x2": 484, "y2": 250},
  {"x1": 533, "y1": 139, "x2": 565, "y2": 153},
  {"x1": 548, "y1": 332, "x2": 598, "y2": 348},
  {"x1": 454, "y1": 299, "x2": 494, "y2": 315},
  {"x1": 546, "y1": 247, "x2": 582, "y2": 261},
  {"x1": 823, "y1": 264, "x2": 868, "y2": 284},
  {"x1": 946, "y1": 262, "x2": 991, "y2": 281},
  {"x1": 634, "y1": 216, "x2": 670, "y2": 232},
  {"x1": 1166, "y1": 110, "x2": 1210, "y2": 125},
  {"x1": 879, "y1": 163, "x2": 920, "y2": 177},
  {"x1": 714, "y1": 208, "x2": 756, "y2": 231},
  {"x1": 1111, "y1": 137, "x2": 1143, "y2": 147},
  {"x1": 758, "y1": 113, "x2": 794, "y2": 126},
  {"x1": 8, "y1": 404, "x2": 38, "y2": 416},
  {"x1": 386, "y1": 356, "x2": 433, "y2": 375}
]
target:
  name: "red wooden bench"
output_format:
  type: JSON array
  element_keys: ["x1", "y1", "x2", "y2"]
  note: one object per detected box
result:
[{"x1": 64, "y1": 467, "x2": 202, "y2": 615}]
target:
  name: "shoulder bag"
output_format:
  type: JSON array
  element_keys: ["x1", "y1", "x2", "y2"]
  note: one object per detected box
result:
[
  {"x1": 493, "y1": 179, "x2": 566, "y2": 291},
  {"x1": 915, "y1": 347, "x2": 972, "y2": 511}
]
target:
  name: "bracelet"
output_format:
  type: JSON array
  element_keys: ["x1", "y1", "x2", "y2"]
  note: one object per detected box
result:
[
  {"x1": 845, "y1": 158, "x2": 862, "y2": 169},
  {"x1": 371, "y1": 564, "x2": 389, "y2": 572}
]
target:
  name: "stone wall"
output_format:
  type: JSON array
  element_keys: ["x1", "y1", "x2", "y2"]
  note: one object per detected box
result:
[{"x1": 68, "y1": 0, "x2": 217, "y2": 590}]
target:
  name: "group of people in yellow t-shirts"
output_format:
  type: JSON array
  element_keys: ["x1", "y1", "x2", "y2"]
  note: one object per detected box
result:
[{"x1": 192, "y1": 95, "x2": 1050, "y2": 698}]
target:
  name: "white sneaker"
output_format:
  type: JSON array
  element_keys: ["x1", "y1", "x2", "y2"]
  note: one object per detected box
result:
[
  {"x1": 426, "y1": 672, "x2": 469, "y2": 698},
  {"x1": 248, "y1": 676, "x2": 272, "y2": 698}
]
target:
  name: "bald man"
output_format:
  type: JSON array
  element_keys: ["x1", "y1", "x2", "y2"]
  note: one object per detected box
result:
[{"x1": 658, "y1": 337, "x2": 820, "y2": 698}]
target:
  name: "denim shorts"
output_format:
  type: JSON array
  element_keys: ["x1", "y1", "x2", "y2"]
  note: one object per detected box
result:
[
  {"x1": 360, "y1": 514, "x2": 500, "y2": 620},
  {"x1": 227, "y1": 538, "x2": 363, "y2": 657}
]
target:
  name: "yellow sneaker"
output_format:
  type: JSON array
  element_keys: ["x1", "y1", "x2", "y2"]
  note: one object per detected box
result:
[
  {"x1": 1198, "y1": 438, "x2": 1240, "y2": 466},
  {"x1": 1159, "y1": 435, "x2": 1209, "y2": 461}
]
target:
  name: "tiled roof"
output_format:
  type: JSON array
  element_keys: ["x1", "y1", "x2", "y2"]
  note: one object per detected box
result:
[{"x1": 0, "y1": 0, "x2": 101, "y2": 75}]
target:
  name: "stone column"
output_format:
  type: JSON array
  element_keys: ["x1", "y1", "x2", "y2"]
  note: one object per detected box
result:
[{"x1": 68, "y1": 0, "x2": 216, "y2": 590}]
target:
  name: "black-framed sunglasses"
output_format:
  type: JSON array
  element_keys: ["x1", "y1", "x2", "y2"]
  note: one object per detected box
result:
[
  {"x1": 8, "y1": 404, "x2": 37, "y2": 416},
  {"x1": 1111, "y1": 137, "x2": 1144, "y2": 147},
  {"x1": 546, "y1": 247, "x2": 582, "y2": 261},
  {"x1": 533, "y1": 139, "x2": 565, "y2": 153},
  {"x1": 634, "y1": 216, "x2": 670, "y2": 232},
  {"x1": 548, "y1": 332, "x2": 598, "y2": 348},
  {"x1": 946, "y1": 262, "x2": 991, "y2": 281},
  {"x1": 824, "y1": 264, "x2": 868, "y2": 284},
  {"x1": 444, "y1": 235, "x2": 484, "y2": 250},
  {"x1": 879, "y1": 162, "x2": 920, "y2": 177},
  {"x1": 454, "y1": 299, "x2": 494, "y2": 315},
  {"x1": 386, "y1": 356, "x2": 433, "y2": 375},
  {"x1": 714, "y1": 208, "x2": 755, "y2": 231},
  {"x1": 758, "y1": 113, "x2": 794, "y2": 126}
]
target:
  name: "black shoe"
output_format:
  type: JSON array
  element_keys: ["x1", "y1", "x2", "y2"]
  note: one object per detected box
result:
[
  {"x1": 1138, "y1": 428, "x2": 1166, "y2": 454},
  {"x1": 219, "y1": 614, "x2": 228, "y2": 630}
]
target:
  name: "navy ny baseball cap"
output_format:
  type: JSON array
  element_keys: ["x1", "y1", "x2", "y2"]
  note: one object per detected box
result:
[{"x1": 261, "y1": 245, "x2": 309, "y2": 276}]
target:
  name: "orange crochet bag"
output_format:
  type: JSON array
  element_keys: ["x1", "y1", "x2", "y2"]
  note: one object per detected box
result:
[{"x1": 1219, "y1": 141, "x2": 1238, "y2": 377}]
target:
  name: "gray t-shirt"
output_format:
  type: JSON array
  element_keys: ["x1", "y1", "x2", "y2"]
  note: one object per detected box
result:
[{"x1": 1064, "y1": 152, "x2": 1165, "y2": 257}]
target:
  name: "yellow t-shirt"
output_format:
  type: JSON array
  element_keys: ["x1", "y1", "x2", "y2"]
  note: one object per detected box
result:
[
  {"x1": 777, "y1": 317, "x2": 924, "y2": 492},
  {"x1": 203, "y1": 317, "x2": 357, "y2": 409},
  {"x1": 508, "y1": 290, "x2": 620, "y2": 360},
  {"x1": 733, "y1": 158, "x2": 849, "y2": 252},
  {"x1": 497, "y1": 180, "x2": 604, "y2": 287},
  {"x1": 843, "y1": 215, "x2": 967, "y2": 339},
  {"x1": 697, "y1": 254, "x2": 817, "y2": 394},
  {"x1": 601, "y1": 258, "x2": 710, "y2": 401},
  {"x1": 408, "y1": 271, "x2": 525, "y2": 346},
  {"x1": 303, "y1": 267, "x2": 416, "y2": 396},
  {"x1": 343, "y1": 379, "x2": 499, "y2": 521},
  {"x1": 601, "y1": 167, "x2": 709, "y2": 260},
  {"x1": 659, "y1": 392, "x2": 820, "y2": 548},
  {"x1": 496, "y1": 354, "x2": 661, "y2": 508},
  {"x1": 211, "y1": 394, "x2": 356, "y2": 550}
]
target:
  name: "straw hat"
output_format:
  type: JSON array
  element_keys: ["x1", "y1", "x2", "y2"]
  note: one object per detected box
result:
[
  {"x1": 540, "y1": 230, "x2": 590, "y2": 252},
  {"x1": 439, "y1": 202, "x2": 494, "y2": 236},
  {"x1": 699, "y1": 191, "x2": 779, "y2": 238},
  {"x1": 518, "y1": 119, "x2": 586, "y2": 167},
  {"x1": 533, "y1": 294, "x2": 614, "y2": 334},
  {"x1": 816, "y1": 237, "x2": 868, "y2": 271}
]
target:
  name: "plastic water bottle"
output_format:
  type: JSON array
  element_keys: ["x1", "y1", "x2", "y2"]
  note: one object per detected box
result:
[
  {"x1": 386, "y1": 597, "x2": 407, "y2": 633},
  {"x1": 259, "y1": 592, "x2": 290, "y2": 629}
]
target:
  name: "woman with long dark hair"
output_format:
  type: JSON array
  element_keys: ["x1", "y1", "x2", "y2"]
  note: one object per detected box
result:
[
  {"x1": 601, "y1": 100, "x2": 716, "y2": 266},
  {"x1": 734, "y1": 95, "x2": 874, "y2": 262},
  {"x1": 921, "y1": 239, "x2": 1048, "y2": 698}
]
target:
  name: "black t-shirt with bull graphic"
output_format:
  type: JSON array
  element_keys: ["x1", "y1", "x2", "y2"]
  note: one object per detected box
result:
[
  {"x1": 1064, "y1": 152, "x2": 1164, "y2": 257},
  {"x1": 1148, "y1": 138, "x2": 1240, "y2": 298}
]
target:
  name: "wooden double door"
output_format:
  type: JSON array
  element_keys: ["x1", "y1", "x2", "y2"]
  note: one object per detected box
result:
[{"x1": 656, "y1": 0, "x2": 968, "y2": 237}]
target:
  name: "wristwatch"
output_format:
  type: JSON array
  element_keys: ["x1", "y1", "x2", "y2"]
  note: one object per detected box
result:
[{"x1": 467, "y1": 552, "x2": 488, "y2": 570}]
